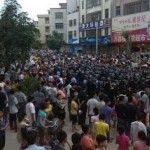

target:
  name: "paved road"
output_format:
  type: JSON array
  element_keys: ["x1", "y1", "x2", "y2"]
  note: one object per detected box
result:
[{"x1": 4, "y1": 116, "x2": 132, "y2": 150}]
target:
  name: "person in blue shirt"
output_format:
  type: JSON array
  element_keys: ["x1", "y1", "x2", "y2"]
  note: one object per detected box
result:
[{"x1": 37, "y1": 102, "x2": 48, "y2": 146}]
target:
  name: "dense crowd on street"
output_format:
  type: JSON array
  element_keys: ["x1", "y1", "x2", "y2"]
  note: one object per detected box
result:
[{"x1": 0, "y1": 49, "x2": 150, "y2": 150}]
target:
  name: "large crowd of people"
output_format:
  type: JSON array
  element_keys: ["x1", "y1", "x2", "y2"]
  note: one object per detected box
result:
[{"x1": 0, "y1": 49, "x2": 150, "y2": 150}]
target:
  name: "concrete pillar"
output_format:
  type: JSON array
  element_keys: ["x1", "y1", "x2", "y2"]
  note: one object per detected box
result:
[
  {"x1": 111, "y1": 0, "x2": 116, "y2": 18},
  {"x1": 120, "y1": 0, "x2": 124, "y2": 16}
]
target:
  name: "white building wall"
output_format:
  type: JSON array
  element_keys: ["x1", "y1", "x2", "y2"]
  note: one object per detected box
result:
[
  {"x1": 78, "y1": 0, "x2": 111, "y2": 37},
  {"x1": 67, "y1": 11, "x2": 79, "y2": 43},
  {"x1": 102, "y1": 0, "x2": 111, "y2": 19},
  {"x1": 79, "y1": 0, "x2": 86, "y2": 37},
  {"x1": 101, "y1": 0, "x2": 111, "y2": 36},
  {"x1": 50, "y1": 8, "x2": 67, "y2": 42},
  {"x1": 37, "y1": 14, "x2": 50, "y2": 44},
  {"x1": 67, "y1": 0, "x2": 80, "y2": 44}
]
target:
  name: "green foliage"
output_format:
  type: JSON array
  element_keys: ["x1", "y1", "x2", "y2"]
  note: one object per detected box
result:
[
  {"x1": 19, "y1": 77, "x2": 40, "y2": 96},
  {"x1": 121, "y1": 31, "x2": 130, "y2": 40},
  {"x1": 46, "y1": 31, "x2": 64, "y2": 50},
  {"x1": 32, "y1": 40, "x2": 42, "y2": 50},
  {"x1": 0, "y1": 0, "x2": 40, "y2": 66}
]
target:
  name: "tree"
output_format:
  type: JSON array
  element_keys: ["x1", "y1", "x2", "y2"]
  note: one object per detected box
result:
[
  {"x1": 19, "y1": 77, "x2": 40, "y2": 96},
  {"x1": 0, "y1": 0, "x2": 40, "y2": 66},
  {"x1": 47, "y1": 31, "x2": 64, "y2": 50},
  {"x1": 32, "y1": 40, "x2": 42, "y2": 50},
  {"x1": 122, "y1": 31, "x2": 132, "y2": 59}
]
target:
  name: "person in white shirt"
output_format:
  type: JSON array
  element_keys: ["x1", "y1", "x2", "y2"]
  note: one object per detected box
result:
[
  {"x1": 130, "y1": 112, "x2": 147, "y2": 143},
  {"x1": 18, "y1": 71, "x2": 24, "y2": 81},
  {"x1": 87, "y1": 91, "x2": 99, "y2": 125},
  {"x1": 26, "y1": 96, "x2": 36, "y2": 126}
]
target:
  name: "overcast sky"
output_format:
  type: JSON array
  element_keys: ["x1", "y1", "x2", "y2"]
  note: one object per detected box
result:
[{"x1": 0, "y1": 0, "x2": 66, "y2": 20}]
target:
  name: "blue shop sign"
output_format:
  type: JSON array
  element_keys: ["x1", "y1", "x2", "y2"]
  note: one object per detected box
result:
[
  {"x1": 80, "y1": 19, "x2": 111, "y2": 30},
  {"x1": 79, "y1": 36, "x2": 111, "y2": 45},
  {"x1": 68, "y1": 38, "x2": 79, "y2": 44}
]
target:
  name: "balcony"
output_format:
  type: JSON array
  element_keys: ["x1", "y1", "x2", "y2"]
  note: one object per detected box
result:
[{"x1": 86, "y1": 5, "x2": 102, "y2": 14}]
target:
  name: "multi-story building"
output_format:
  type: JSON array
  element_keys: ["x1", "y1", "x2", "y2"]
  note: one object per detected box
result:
[
  {"x1": 79, "y1": 0, "x2": 111, "y2": 53},
  {"x1": 111, "y1": 0, "x2": 150, "y2": 52},
  {"x1": 112, "y1": 0, "x2": 150, "y2": 17},
  {"x1": 67, "y1": 0, "x2": 83, "y2": 54},
  {"x1": 37, "y1": 3, "x2": 67, "y2": 44},
  {"x1": 49, "y1": 3, "x2": 67, "y2": 43},
  {"x1": 37, "y1": 14, "x2": 50, "y2": 44}
]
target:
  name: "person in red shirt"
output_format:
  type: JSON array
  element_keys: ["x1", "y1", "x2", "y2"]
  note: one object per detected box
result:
[
  {"x1": 116, "y1": 126, "x2": 130, "y2": 150},
  {"x1": 80, "y1": 124, "x2": 95, "y2": 150}
]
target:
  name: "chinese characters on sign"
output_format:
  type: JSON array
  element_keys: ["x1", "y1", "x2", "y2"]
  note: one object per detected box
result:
[
  {"x1": 113, "y1": 14, "x2": 146, "y2": 30},
  {"x1": 80, "y1": 18, "x2": 111, "y2": 30},
  {"x1": 113, "y1": 34, "x2": 147, "y2": 43},
  {"x1": 112, "y1": 11, "x2": 150, "y2": 43},
  {"x1": 123, "y1": 24, "x2": 140, "y2": 30},
  {"x1": 113, "y1": 14, "x2": 146, "y2": 24}
]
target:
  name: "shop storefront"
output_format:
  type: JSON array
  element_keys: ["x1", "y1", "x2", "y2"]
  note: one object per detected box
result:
[
  {"x1": 79, "y1": 18, "x2": 112, "y2": 54},
  {"x1": 67, "y1": 38, "x2": 83, "y2": 56},
  {"x1": 111, "y1": 11, "x2": 150, "y2": 53}
]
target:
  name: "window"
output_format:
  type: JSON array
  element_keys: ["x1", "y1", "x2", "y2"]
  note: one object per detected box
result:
[
  {"x1": 105, "y1": 28, "x2": 109, "y2": 35},
  {"x1": 86, "y1": 30, "x2": 96, "y2": 37},
  {"x1": 86, "y1": 29, "x2": 101, "y2": 37},
  {"x1": 82, "y1": 0, "x2": 84, "y2": 9},
  {"x1": 45, "y1": 26, "x2": 49, "y2": 32},
  {"x1": 74, "y1": 19, "x2": 76, "y2": 26},
  {"x1": 82, "y1": 15, "x2": 85, "y2": 23},
  {"x1": 86, "y1": 0, "x2": 101, "y2": 8},
  {"x1": 105, "y1": 9, "x2": 109, "y2": 18},
  {"x1": 86, "y1": 12, "x2": 101, "y2": 22},
  {"x1": 69, "y1": 20, "x2": 73, "y2": 27},
  {"x1": 143, "y1": 0, "x2": 149, "y2": 11},
  {"x1": 55, "y1": 23, "x2": 63, "y2": 29},
  {"x1": 74, "y1": 30, "x2": 76, "y2": 37},
  {"x1": 45, "y1": 17, "x2": 49, "y2": 24},
  {"x1": 86, "y1": 0, "x2": 93, "y2": 8},
  {"x1": 82, "y1": 31, "x2": 85, "y2": 37},
  {"x1": 93, "y1": 0, "x2": 101, "y2": 6},
  {"x1": 116, "y1": 6, "x2": 120, "y2": 16},
  {"x1": 55, "y1": 12, "x2": 63, "y2": 19},
  {"x1": 45, "y1": 35, "x2": 49, "y2": 41},
  {"x1": 123, "y1": 1, "x2": 147, "y2": 15},
  {"x1": 68, "y1": 31, "x2": 73, "y2": 38}
]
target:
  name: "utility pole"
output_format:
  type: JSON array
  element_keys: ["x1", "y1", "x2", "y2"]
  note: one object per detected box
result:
[{"x1": 96, "y1": 26, "x2": 98, "y2": 54}]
